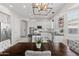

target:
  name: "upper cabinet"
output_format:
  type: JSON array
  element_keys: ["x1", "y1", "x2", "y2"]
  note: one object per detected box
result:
[
  {"x1": 0, "y1": 12, "x2": 10, "y2": 24},
  {"x1": 67, "y1": 9, "x2": 79, "y2": 28},
  {"x1": 67, "y1": 9, "x2": 79, "y2": 34}
]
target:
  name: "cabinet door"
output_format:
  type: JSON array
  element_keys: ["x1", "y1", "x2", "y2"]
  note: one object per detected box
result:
[{"x1": 20, "y1": 20, "x2": 27, "y2": 37}]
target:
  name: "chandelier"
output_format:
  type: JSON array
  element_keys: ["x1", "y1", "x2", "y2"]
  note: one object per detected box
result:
[{"x1": 32, "y1": 3, "x2": 48, "y2": 11}]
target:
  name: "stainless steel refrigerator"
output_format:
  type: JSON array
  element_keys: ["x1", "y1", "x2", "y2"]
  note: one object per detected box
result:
[{"x1": 0, "y1": 22, "x2": 11, "y2": 42}]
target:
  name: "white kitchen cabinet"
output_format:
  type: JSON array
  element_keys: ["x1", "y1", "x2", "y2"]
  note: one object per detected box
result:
[
  {"x1": 20, "y1": 20, "x2": 27, "y2": 37},
  {"x1": 0, "y1": 39, "x2": 11, "y2": 52},
  {"x1": 54, "y1": 36, "x2": 64, "y2": 43}
]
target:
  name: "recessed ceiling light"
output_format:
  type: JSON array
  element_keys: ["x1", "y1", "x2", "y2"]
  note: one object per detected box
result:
[
  {"x1": 9, "y1": 5, "x2": 13, "y2": 7},
  {"x1": 23, "y1": 5, "x2": 26, "y2": 8}
]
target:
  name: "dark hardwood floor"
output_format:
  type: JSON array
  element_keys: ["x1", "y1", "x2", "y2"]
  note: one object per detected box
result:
[
  {"x1": 54, "y1": 43, "x2": 78, "y2": 56},
  {"x1": 0, "y1": 41, "x2": 78, "y2": 56}
]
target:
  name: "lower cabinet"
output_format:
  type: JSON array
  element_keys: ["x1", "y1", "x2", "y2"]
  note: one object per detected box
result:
[
  {"x1": 68, "y1": 39, "x2": 79, "y2": 54},
  {"x1": 0, "y1": 40, "x2": 11, "y2": 52}
]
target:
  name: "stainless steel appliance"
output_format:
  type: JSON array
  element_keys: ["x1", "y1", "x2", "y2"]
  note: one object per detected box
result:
[{"x1": 0, "y1": 22, "x2": 11, "y2": 42}]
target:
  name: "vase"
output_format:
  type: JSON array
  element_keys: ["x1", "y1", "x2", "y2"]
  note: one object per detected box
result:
[{"x1": 36, "y1": 43, "x2": 41, "y2": 48}]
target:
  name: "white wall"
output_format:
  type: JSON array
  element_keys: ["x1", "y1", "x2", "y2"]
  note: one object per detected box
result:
[
  {"x1": 27, "y1": 19, "x2": 53, "y2": 41},
  {"x1": 0, "y1": 5, "x2": 53, "y2": 44},
  {"x1": 53, "y1": 3, "x2": 79, "y2": 42},
  {"x1": 0, "y1": 5, "x2": 21, "y2": 44},
  {"x1": 53, "y1": 4, "x2": 75, "y2": 32},
  {"x1": 11, "y1": 15, "x2": 20, "y2": 44},
  {"x1": 27, "y1": 20, "x2": 52, "y2": 34}
]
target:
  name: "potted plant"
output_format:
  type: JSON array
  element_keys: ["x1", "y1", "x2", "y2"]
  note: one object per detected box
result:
[{"x1": 36, "y1": 39, "x2": 42, "y2": 48}]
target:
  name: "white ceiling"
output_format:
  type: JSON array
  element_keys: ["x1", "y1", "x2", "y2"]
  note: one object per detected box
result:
[{"x1": 0, "y1": 3, "x2": 65, "y2": 19}]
